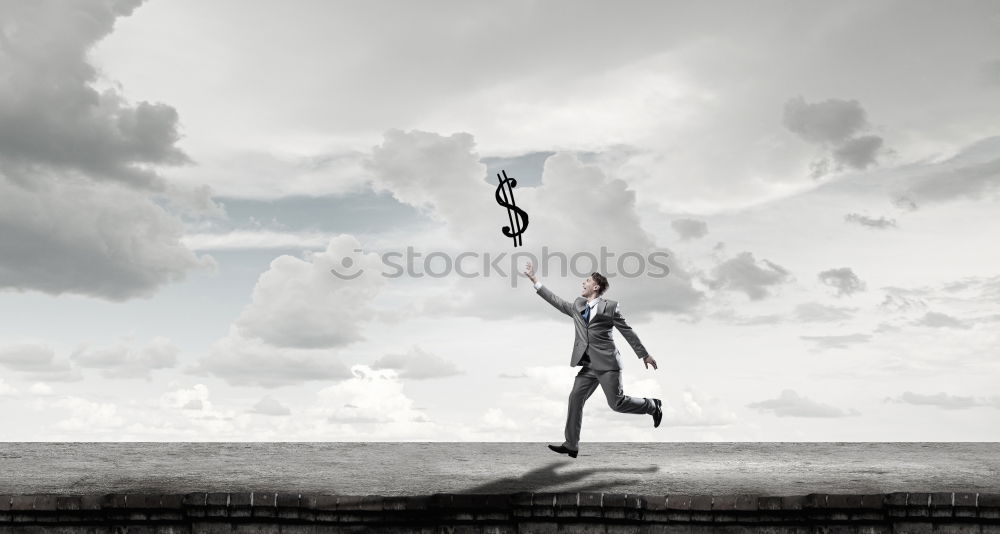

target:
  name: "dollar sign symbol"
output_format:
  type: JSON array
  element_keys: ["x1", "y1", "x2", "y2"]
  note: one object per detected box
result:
[{"x1": 495, "y1": 170, "x2": 529, "y2": 247}]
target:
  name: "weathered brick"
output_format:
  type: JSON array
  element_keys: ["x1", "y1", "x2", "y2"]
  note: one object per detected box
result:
[
  {"x1": 428, "y1": 493, "x2": 453, "y2": 508},
  {"x1": 803, "y1": 493, "x2": 828, "y2": 508},
  {"x1": 250, "y1": 492, "x2": 276, "y2": 518},
  {"x1": 382, "y1": 496, "x2": 408, "y2": 511},
  {"x1": 884, "y1": 492, "x2": 908, "y2": 507},
  {"x1": 859, "y1": 494, "x2": 883, "y2": 509},
  {"x1": 827, "y1": 494, "x2": 863, "y2": 509},
  {"x1": 79, "y1": 494, "x2": 104, "y2": 511},
  {"x1": 454, "y1": 494, "x2": 507, "y2": 510},
  {"x1": 757, "y1": 496, "x2": 782, "y2": 511},
  {"x1": 890, "y1": 521, "x2": 934, "y2": 534},
  {"x1": 181, "y1": 493, "x2": 207, "y2": 508},
  {"x1": 9, "y1": 496, "x2": 34, "y2": 511},
  {"x1": 205, "y1": 492, "x2": 228, "y2": 507},
  {"x1": 712, "y1": 494, "x2": 757, "y2": 512},
  {"x1": 980, "y1": 494, "x2": 1000, "y2": 507},
  {"x1": 304, "y1": 494, "x2": 338, "y2": 510},
  {"x1": 690, "y1": 495, "x2": 713, "y2": 511},
  {"x1": 336, "y1": 495, "x2": 380, "y2": 512},
  {"x1": 251, "y1": 492, "x2": 275, "y2": 508},
  {"x1": 31, "y1": 495, "x2": 57, "y2": 511},
  {"x1": 404, "y1": 495, "x2": 429, "y2": 511},
  {"x1": 954, "y1": 493, "x2": 978, "y2": 507},
  {"x1": 509, "y1": 492, "x2": 532, "y2": 507},
  {"x1": 54, "y1": 496, "x2": 80, "y2": 511},
  {"x1": 554, "y1": 493, "x2": 577, "y2": 508},
  {"x1": 132, "y1": 494, "x2": 163, "y2": 509},
  {"x1": 642, "y1": 495, "x2": 668, "y2": 511},
  {"x1": 532, "y1": 492, "x2": 557, "y2": 518},
  {"x1": 666, "y1": 495, "x2": 692, "y2": 510},
  {"x1": 780, "y1": 495, "x2": 808, "y2": 510},
  {"x1": 554, "y1": 493, "x2": 577, "y2": 518},
  {"x1": 602, "y1": 493, "x2": 626, "y2": 508},
  {"x1": 906, "y1": 492, "x2": 931, "y2": 518},
  {"x1": 930, "y1": 492, "x2": 954, "y2": 507}
]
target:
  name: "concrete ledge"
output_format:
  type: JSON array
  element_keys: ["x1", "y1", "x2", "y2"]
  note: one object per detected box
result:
[{"x1": 1, "y1": 491, "x2": 999, "y2": 532}]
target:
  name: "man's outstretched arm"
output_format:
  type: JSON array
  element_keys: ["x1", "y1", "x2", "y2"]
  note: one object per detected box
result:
[
  {"x1": 523, "y1": 261, "x2": 574, "y2": 317},
  {"x1": 612, "y1": 304, "x2": 657, "y2": 369}
]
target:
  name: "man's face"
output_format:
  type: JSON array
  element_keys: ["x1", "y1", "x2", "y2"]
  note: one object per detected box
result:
[{"x1": 581, "y1": 276, "x2": 599, "y2": 297}]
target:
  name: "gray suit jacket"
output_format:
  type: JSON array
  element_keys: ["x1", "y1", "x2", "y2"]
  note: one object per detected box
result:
[{"x1": 535, "y1": 284, "x2": 649, "y2": 370}]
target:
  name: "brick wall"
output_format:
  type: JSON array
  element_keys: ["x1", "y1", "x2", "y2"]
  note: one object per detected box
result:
[{"x1": 1, "y1": 491, "x2": 998, "y2": 533}]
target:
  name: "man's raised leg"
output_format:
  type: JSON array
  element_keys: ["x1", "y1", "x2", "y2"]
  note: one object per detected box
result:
[{"x1": 596, "y1": 370, "x2": 656, "y2": 415}]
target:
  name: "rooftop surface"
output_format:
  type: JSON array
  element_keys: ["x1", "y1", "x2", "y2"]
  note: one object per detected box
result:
[{"x1": 1, "y1": 442, "x2": 997, "y2": 496}]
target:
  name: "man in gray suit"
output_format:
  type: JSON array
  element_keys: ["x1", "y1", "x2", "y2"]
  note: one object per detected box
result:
[{"x1": 523, "y1": 261, "x2": 662, "y2": 458}]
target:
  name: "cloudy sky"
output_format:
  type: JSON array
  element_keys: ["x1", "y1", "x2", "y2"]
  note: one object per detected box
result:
[{"x1": 2, "y1": 0, "x2": 999, "y2": 441}]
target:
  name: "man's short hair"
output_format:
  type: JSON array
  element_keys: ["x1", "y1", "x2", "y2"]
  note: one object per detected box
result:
[{"x1": 592, "y1": 272, "x2": 609, "y2": 295}]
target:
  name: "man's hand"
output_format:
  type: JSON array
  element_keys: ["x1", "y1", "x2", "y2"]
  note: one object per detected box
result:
[
  {"x1": 643, "y1": 356, "x2": 658, "y2": 370},
  {"x1": 523, "y1": 261, "x2": 538, "y2": 284}
]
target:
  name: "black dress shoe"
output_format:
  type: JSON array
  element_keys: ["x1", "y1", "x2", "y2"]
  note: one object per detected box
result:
[
  {"x1": 652, "y1": 399, "x2": 663, "y2": 428},
  {"x1": 547, "y1": 444, "x2": 578, "y2": 458}
]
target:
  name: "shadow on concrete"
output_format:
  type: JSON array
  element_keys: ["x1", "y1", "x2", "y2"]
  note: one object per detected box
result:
[{"x1": 458, "y1": 460, "x2": 659, "y2": 494}]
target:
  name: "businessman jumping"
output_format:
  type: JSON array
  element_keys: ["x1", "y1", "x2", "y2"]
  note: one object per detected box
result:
[{"x1": 523, "y1": 261, "x2": 662, "y2": 459}]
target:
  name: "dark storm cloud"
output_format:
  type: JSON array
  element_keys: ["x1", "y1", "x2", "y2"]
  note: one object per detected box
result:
[
  {"x1": 832, "y1": 135, "x2": 883, "y2": 170},
  {"x1": 747, "y1": 389, "x2": 860, "y2": 418},
  {"x1": 818, "y1": 267, "x2": 866, "y2": 296},
  {"x1": 0, "y1": 0, "x2": 217, "y2": 300},
  {"x1": 707, "y1": 252, "x2": 792, "y2": 301},
  {"x1": 844, "y1": 213, "x2": 897, "y2": 229},
  {"x1": 782, "y1": 96, "x2": 885, "y2": 175},
  {"x1": 0, "y1": 0, "x2": 189, "y2": 188},
  {"x1": 670, "y1": 218, "x2": 709, "y2": 241},
  {"x1": 899, "y1": 155, "x2": 1000, "y2": 204},
  {"x1": 782, "y1": 97, "x2": 868, "y2": 144}
]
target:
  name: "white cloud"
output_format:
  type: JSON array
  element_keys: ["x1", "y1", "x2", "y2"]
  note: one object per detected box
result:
[
  {"x1": 0, "y1": 342, "x2": 82, "y2": 382},
  {"x1": 371, "y1": 346, "x2": 462, "y2": 380},
  {"x1": 250, "y1": 396, "x2": 291, "y2": 416},
  {"x1": 49, "y1": 396, "x2": 125, "y2": 432},
  {"x1": 233, "y1": 234, "x2": 386, "y2": 349},
  {"x1": 747, "y1": 389, "x2": 861, "y2": 418},
  {"x1": 70, "y1": 336, "x2": 180, "y2": 379},
  {"x1": 887, "y1": 391, "x2": 1000, "y2": 410},
  {"x1": 188, "y1": 328, "x2": 353, "y2": 388},
  {"x1": 28, "y1": 382, "x2": 54, "y2": 396},
  {"x1": 0, "y1": 378, "x2": 19, "y2": 396},
  {"x1": 707, "y1": 252, "x2": 792, "y2": 301},
  {"x1": 818, "y1": 267, "x2": 866, "y2": 297}
]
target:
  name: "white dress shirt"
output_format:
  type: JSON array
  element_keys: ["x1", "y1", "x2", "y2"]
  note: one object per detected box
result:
[{"x1": 533, "y1": 281, "x2": 600, "y2": 315}]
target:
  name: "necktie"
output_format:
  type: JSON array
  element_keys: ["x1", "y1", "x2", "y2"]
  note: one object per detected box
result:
[{"x1": 582, "y1": 304, "x2": 591, "y2": 324}]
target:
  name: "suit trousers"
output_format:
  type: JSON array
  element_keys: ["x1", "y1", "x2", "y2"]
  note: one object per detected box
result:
[{"x1": 562, "y1": 362, "x2": 656, "y2": 451}]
